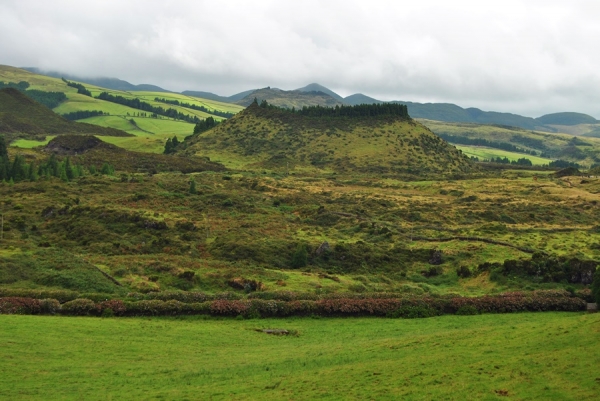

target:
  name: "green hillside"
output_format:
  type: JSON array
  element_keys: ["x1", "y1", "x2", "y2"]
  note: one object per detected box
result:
[
  {"x1": 182, "y1": 102, "x2": 474, "y2": 176},
  {"x1": 536, "y1": 112, "x2": 598, "y2": 126},
  {"x1": 0, "y1": 65, "x2": 245, "y2": 152},
  {"x1": 421, "y1": 119, "x2": 600, "y2": 167},
  {"x1": 0, "y1": 88, "x2": 131, "y2": 140}
]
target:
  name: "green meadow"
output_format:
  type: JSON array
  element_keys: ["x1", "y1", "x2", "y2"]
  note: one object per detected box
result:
[
  {"x1": 0, "y1": 313, "x2": 598, "y2": 400},
  {"x1": 455, "y1": 145, "x2": 554, "y2": 165}
]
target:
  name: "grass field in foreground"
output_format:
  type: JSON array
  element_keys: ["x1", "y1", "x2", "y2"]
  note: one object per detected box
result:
[{"x1": 1, "y1": 313, "x2": 598, "y2": 400}]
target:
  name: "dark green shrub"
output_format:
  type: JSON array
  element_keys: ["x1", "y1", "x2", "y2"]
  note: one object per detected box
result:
[
  {"x1": 61, "y1": 298, "x2": 96, "y2": 315},
  {"x1": 592, "y1": 268, "x2": 600, "y2": 303},
  {"x1": 456, "y1": 265, "x2": 472, "y2": 278},
  {"x1": 291, "y1": 244, "x2": 308, "y2": 268},
  {"x1": 387, "y1": 305, "x2": 439, "y2": 319},
  {"x1": 40, "y1": 299, "x2": 61, "y2": 314},
  {"x1": 422, "y1": 266, "x2": 443, "y2": 277},
  {"x1": 456, "y1": 305, "x2": 479, "y2": 315}
]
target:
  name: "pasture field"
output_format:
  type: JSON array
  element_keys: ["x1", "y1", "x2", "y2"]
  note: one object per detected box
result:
[
  {"x1": 133, "y1": 90, "x2": 244, "y2": 114},
  {"x1": 455, "y1": 145, "x2": 553, "y2": 165},
  {"x1": 8, "y1": 116, "x2": 194, "y2": 154},
  {"x1": 10, "y1": 136, "x2": 56, "y2": 148},
  {"x1": 80, "y1": 116, "x2": 194, "y2": 153},
  {"x1": 0, "y1": 313, "x2": 598, "y2": 400}
]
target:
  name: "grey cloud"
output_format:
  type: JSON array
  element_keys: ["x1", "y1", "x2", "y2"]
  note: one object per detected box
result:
[{"x1": 0, "y1": 0, "x2": 599, "y2": 117}]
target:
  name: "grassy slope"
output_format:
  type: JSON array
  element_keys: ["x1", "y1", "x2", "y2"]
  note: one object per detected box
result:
[
  {"x1": 80, "y1": 116, "x2": 195, "y2": 153},
  {"x1": 1, "y1": 169, "x2": 599, "y2": 295},
  {"x1": 0, "y1": 65, "x2": 243, "y2": 153},
  {"x1": 0, "y1": 88, "x2": 131, "y2": 138},
  {"x1": 421, "y1": 119, "x2": 600, "y2": 166},
  {"x1": 1, "y1": 313, "x2": 598, "y2": 400},
  {"x1": 184, "y1": 104, "x2": 474, "y2": 175}
]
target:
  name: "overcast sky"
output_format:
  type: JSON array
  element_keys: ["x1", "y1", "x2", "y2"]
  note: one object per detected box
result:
[{"x1": 1, "y1": 0, "x2": 599, "y2": 117}]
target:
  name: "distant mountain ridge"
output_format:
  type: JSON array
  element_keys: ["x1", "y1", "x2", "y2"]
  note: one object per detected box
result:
[
  {"x1": 22, "y1": 68, "x2": 169, "y2": 92},
  {"x1": 181, "y1": 89, "x2": 257, "y2": 103},
  {"x1": 17, "y1": 66, "x2": 600, "y2": 131}
]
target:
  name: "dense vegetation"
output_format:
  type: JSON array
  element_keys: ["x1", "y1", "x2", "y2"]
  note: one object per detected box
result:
[
  {"x1": 272, "y1": 101, "x2": 410, "y2": 119},
  {"x1": 0, "y1": 134, "x2": 112, "y2": 182}
]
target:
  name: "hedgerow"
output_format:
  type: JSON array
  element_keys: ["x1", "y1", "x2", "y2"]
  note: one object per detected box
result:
[{"x1": 0, "y1": 290, "x2": 587, "y2": 318}]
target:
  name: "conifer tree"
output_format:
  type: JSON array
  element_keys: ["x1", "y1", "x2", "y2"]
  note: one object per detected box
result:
[
  {"x1": 189, "y1": 178, "x2": 197, "y2": 194},
  {"x1": 0, "y1": 135, "x2": 7, "y2": 160}
]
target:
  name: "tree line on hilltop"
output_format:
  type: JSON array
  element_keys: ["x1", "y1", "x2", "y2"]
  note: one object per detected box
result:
[{"x1": 256, "y1": 98, "x2": 410, "y2": 119}]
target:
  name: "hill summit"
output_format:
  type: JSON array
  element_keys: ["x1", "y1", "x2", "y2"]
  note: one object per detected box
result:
[
  {"x1": 235, "y1": 87, "x2": 344, "y2": 108},
  {"x1": 182, "y1": 102, "x2": 473, "y2": 176}
]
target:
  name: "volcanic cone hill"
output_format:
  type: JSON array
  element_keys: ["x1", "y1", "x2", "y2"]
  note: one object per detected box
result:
[
  {"x1": 182, "y1": 102, "x2": 474, "y2": 176},
  {"x1": 235, "y1": 87, "x2": 344, "y2": 108},
  {"x1": 45, "y1": 135, "x2": 225, "y2": 174},
  {"x1": 0, "y1": 88, "x2": 131, "y2": 139}
]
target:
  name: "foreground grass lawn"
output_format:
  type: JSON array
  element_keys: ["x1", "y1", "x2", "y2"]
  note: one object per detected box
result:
[{"x1": 1, "y1": 313, "x2": 599, "y2": 400}]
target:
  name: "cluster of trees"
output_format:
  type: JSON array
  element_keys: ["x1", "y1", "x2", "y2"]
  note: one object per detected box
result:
[
  {"x1": 154, "y1": 98, "x2": 234, "y2": 118},
  {"x1": 163, "y1": 136, "x2": 180, "y2": 154},
  {"x1": 62, "y1": 78, "x2": 91, "y2": 96},
  {"x1": 256, "y1": 99, "x2": 410, "y2": 118},
  {"x1": 0, "y1": 135, "x2": 113, "y2": 183},
  {"x1": 511, "y1": 134, "x2": 547, "y2": 151},
  {"x1": 96, "y1": 92, "x2": 202, "y2": 124},
  {"x1": 0, "y1": 81, "x2": 66, "y2": 109},
  {"x1": 193, "y1": 116, "x2": 217, "y2": 134},
  {"x1": 548, "y1": 159, "x2": 582, "y2": 169},
  {"x1": 61, "y1": 110, "x2": 106, "y2": 121},
  {"x1": 482, "y1": 156, "x2": 533, "y2": 166},
  {"x1": 438, "y1": 133, "x2": 538, "y2": 156}
]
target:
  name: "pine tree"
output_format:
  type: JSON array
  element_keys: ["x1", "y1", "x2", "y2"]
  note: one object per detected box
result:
[
  {"x1": 65, "y1": 157, "x2": 74, "y2": 180},
  {"x1": 189, "y1": 178, "x2": 197, "y2": 194},
  {"x1": 11, "y1": 155, "x2": 25, "y2": 182},
  {"x1": 0, "y1": 135, "x2": 7, "y2": 160},
  {"x1": 164, "y1": 138, "x2": 173, "y2": 154},
  {"x1": 291, "y1": 244, "x2": 308, "y2": 268}
]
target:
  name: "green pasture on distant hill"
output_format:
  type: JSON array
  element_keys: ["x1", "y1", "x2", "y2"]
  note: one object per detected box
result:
[
  {"x1": 82, "y1": 115, "x2": 195, "y2": 153},
  {"x1": 421, "y1": 119, "x2": 600, "y2": 167},
  {"x1": 455, "y1": 145, "x2": 554, "y2": 165},
  {"x1": 1, "y1": 313, "x2": 598, "y2": 400}
]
